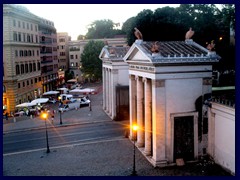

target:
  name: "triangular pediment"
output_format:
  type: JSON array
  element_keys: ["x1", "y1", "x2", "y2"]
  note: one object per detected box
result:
[{"x1": 123, "y1": 43, "x2": 151, "y2": 63}]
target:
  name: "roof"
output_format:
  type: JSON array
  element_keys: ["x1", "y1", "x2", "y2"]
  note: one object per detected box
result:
[
  {"x1": 99, "y1": 46, "x2": 130, "y2": 61},
  {"x1": 123, "y1": 39, "x2": 221, "y2": 65}
]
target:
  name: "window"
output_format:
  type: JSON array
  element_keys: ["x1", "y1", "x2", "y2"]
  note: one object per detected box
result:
[
  {"x1": 18, "y1": 33, "x2": 21, "y2": 41},
  {"x1": 25, "y1": 64, "x2": 28, "y2": 73},
  {"x1": 35, "y1": 78, "x2": 37, "y2": 83},
  {"x1": 76, "y1": 62, "x2": 78, "y2": 67},
  {"x1": 27, "y1": 34, "x2": 31, "y2": 42},
  {"x1": 13, "y1": 32, "x2": 18, "y2": 41},
  {"x1": 71, "y1": 62, "x2": 74, "y2": 66},
  {"x1": 75, "y1": 55, "x2": 78, "y2": 59},
  {"x1": 28, "y1": 50, "x2": 31, "y2": 56},
  {"x1": 13, "y1": 19, "x2": 16, "y2": 27},
  {"x1": 35, "y1": 35, "x2": 38, "y2": 43},
  {"x1": 29, "y1": 63, "x2": 33, "y2": 72},
  {"x1": 20, "y1": 50, "x2": 23, "y2": 57},
  {"x1": 16, "y1": 65, "x2": 20, "y2": 75},
  {"x1": 32, "y1": 50, "x2": 35, "y2": 56},
  {"x1": 31, "y1": 34, "x2": 34, "y2": 42},
  {"x1": 30, "y1": 24, "x2": 33, "y2": 31},
  {"x1": 35, "y1": 25, "x2": 38, "y2": 32},
  {"x1": 24, "y1": 50, "x2": 27, "y2": 56},
  {"x1": 33, "y1": 63, "x2": 36, "y2": 71},
  {"x1": 27, "y1": 80, "x2": 29, "y2": 86},
  {"x1": 37, "y1": 50, "x2": 39, "y2": 56},
  {"x1": 18, "y1": 83, "x2": 21, "y2": 88},
  {"x1": 21, "y1": 64, "x2": 24, "y2": 74},
  {"x1": 23, "y1": 82, "x2": 25, "y2": 87},
  {"x1": 15, "y1": 50, "x2": 18, "y2": 57},
  {"x1": 39, "y1": 77, "x2": 41, "y2": 81},
  {"x1": 37, "y1": 62, "x2": 40, "y2": 70},
  {"x1": 70, "y1": 55, "x2": 74, "y2": 59},
  {"x1": 22, "y1": 22, "x2": 25, "y2": 29},
  {"x1": 18, "y1": 21, "x2": 21, "y2": 28},
  {"x1": 23, "y1": 33, "x2": 26, "y2": 42},
  {"x1": 61, "y1": 45, "x2": 64, "y2": 49},
  {"x1": 31, "y1": 79, "x2": 33, "y2": 84}
]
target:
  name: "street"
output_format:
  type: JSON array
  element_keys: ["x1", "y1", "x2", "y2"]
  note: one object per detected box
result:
[{"x1": 3, "y1": 121, "x2": 127, "y2": 154}]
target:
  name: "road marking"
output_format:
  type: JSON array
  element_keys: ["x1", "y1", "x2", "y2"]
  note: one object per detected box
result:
[{"x1": 3, "y1": 136, "x2": 127, "y2": 156}]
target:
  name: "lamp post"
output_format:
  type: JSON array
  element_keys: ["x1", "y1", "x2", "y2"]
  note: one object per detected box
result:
[
  {"x1": 58, "y1": 97, "x2": 63, "y2": 125},
  {"x1": 89, "y1": 91, "x2": 92, "y2": 111},
  {"x1": 41, "y1": 112, "x2": 50, "y2": 153},
  {"x1": 59, "y1": 110, "x2": 62, "y2": 125},
  {"x1": 131, "y1": 124, "x2": 138, "y2": 176}
]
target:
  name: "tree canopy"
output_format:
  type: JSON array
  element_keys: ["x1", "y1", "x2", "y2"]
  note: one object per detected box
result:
[
  {"x1": 85, "y1": 19, "x2": 125, "y2": 39},
  {"x1": 80, "y1": 40, "x2": 105, "y2": 81}
]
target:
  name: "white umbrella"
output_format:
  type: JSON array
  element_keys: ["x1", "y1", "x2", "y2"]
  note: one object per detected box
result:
[
  {"x1": 16, "y1": 102, "x2": 36, "y2": 108},
  {"x1": 69, "y1": 88, "x2": 95, "y2": 93},
  {"x1": 43, "y1": 91, "x2": 59, "y2": 95},
  {"x1": 57, "y1": 88, "x2": 69, "y2": 91},
  {"x1": 67, "y1": 79, "x2": 77, "y2": 83},
  {"x1": 31, "y1": 98, "x2": 49, "y2": 104}
]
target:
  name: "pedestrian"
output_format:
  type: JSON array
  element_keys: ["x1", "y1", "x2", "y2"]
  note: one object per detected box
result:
[
  {"x1": 51, "y1": 110, "x2": 55, "y2": 124},
  {"x1": 5, "y1": 112, "x2": 8, "y2": 120}
]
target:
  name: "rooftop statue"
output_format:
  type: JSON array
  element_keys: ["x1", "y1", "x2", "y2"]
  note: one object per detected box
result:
[
  {"x1": 207, "y1": 40, "x2": 215, "y2": 51},
  {"x1": 134, "y1": 27, "x2": 143, "y2": 40},
  {"x1": 185, "y1": 27, "x2": 195, "y2": 40},
  {"x1": 151, "y1": 41, "x2": 160, "y2": 53}
]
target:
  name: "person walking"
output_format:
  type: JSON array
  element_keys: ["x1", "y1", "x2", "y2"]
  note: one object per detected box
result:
[{"x1": 51, "y1": 110, "x2": 55, "y2": 124}]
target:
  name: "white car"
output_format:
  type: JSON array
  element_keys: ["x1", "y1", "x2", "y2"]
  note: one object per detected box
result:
[{"x1": 79, "y1": 97, "x2": 90, "y2": 107}]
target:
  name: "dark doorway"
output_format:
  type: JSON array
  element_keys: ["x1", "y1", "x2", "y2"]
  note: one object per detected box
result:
[
  {"x1": 116, "y1": 86, "x2": 129, "y2": 121},
  {"x1": 174, "y1": 116, "x2": 194, "y2": 162}
]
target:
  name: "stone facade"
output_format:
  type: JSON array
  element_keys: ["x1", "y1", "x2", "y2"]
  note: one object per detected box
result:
[{"x1": 99, "y1": 45, "x2": 130, "y2": 120}]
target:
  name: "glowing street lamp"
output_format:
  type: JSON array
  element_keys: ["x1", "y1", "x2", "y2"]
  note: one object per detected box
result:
[
  {"x1": 41, "y1": 111, "x2": 50, "y2": 153},
  {"x1": 58, "y1": 96, "x2": 62, "y2": 125},
  {"x1": 131, "y1": 124, "x2": 138, "y2": 176}
]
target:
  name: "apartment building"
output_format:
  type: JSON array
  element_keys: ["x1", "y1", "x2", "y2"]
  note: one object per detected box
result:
[
  {"x1": 57, "y1": 32, "x2": 71, "y2": 86},
  {"x1": 69, "y1": 38, "x2": 127, "y2": 83},
  {"x1": 3, "y1": 4, "x2": 42, "y2": 114},
  {"x1": 3, "y1": 4, "x2": 58, "y2": 114},
  {"x1": 39, "y1": 17, "x2": 58, "y2": 93}
]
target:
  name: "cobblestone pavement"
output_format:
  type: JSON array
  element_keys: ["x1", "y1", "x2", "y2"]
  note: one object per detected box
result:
[{"x1": 3, "y1": 83, "x2": 233, "y2": 176}]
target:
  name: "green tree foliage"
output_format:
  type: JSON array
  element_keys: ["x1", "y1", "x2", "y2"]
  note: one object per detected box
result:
[
  {"x1": 81, "y1": 40, "x2": 105, "y2": 81},
  {"x1": 85, "y1": 19, "x2": 125, "y2": 39}
]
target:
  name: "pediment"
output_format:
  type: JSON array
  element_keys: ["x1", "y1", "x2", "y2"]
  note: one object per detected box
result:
[{"x1": 123, "y1": 44, "x2": 151, "y2": 63}]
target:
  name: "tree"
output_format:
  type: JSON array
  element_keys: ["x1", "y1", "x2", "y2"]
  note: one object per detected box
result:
[
  {"x1": 85, "y1": 19, "x2": 125, "y2": 39},
  {"x1": 77, "y1": 35, "x2": 85, "y2": 40},
  {"x1": 81, "y1": 40, "x2": 105, "y2": 81}
]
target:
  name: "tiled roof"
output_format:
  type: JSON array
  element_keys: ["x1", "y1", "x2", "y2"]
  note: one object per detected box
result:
[
  {"x1": 142, "y1": 41, "x2": 207, "y2": 57},
  {"x1": 105, "y1": 46, "x2": 130, "y2": 59},
  {"x1": 128, "y1": 39, "x2": 221, "y2": 64}
]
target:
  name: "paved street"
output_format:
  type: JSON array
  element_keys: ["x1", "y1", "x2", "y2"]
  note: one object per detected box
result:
[{"x1": 3, "y1": 83, "x2": 232, "y2": 176}]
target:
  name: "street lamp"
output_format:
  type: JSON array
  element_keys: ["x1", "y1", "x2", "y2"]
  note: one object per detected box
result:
[
  {"x1": 41, "y1": 111, "x2": 50, "y2": 153},
  {"x1": 58, "y1": 96, "x2": 63, "y2": 125},
  {"x1": 59, "y1": 110, "x2": 62, "y2": 125},
  {"x1": 131, "y1": 124, "x2": 138, "y2": 176}
]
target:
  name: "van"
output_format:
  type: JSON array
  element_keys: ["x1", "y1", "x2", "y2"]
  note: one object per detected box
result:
[
  {"x1": 58, "y1": 101, "x2": 79, "y2": 112},
  {"x1": 59, "y1": 94, "x2": 77, "y2": 103}
]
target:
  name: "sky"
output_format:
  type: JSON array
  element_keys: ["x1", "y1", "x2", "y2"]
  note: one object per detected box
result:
[{"x1": 19, "y1": 4, "x2": 180, "y2": 40}]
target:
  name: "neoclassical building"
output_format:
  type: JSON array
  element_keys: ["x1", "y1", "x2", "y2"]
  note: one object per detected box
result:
[
  {"x1": 99, "y1": 45, "x2": 130, "y2": 120},
  {"x1": 123, "y1": 39, "x2": 220, "y2": 166}
]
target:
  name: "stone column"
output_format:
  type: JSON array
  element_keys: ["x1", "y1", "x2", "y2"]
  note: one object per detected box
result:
[
  {"x1": 129, "y1": 74, "x2": 136, "y2": 139},
  {"x1": 143, "y1": 77, "x2": 152, "y2": 155},
  {"x1": 111, "y1": 69, "x2": 118, "y2": 120},
  {"x1": 106, "y1": 68, "x2": 109, "y2": 113},
  {"x1": 109, "y1": 69, "x2": 112, "y2": 116},
  {"x1": 102, "y1": 67, "x2": 106, "y2": 110},
  {"x1": 151, "y1": 79, "x2": 167, "y2": 166},
  {"x1": 136, "y1": 75, "x2": 144, "y2": 147}
]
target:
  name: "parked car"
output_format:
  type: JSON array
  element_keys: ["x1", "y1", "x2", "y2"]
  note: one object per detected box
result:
[{"x1": 79, "y1": 97, "x2": 90, "y2": 107}]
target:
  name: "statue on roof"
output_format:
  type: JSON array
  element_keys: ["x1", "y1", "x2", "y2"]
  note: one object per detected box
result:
[
  {"x1": 151, "y1": 41, "x2": 160, "y2": 53},
  {"x1": 134, "y1": 27, "x2": 143, "y2": 40},
  {"x1": 185, "y1": 27, "x2": 195, "y2": 40},
  {"x1": 207, "y1": 40, "x2": 215, "y2": 51}
]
